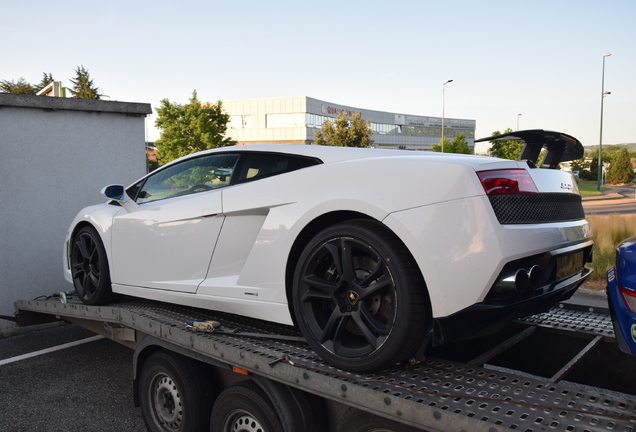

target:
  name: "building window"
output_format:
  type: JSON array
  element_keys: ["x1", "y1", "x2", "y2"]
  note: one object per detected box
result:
[{"x1": 229, "y1": 115, "x2": 251, "y2": 129}]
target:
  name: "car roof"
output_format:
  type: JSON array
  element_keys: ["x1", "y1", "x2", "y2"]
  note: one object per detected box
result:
[
  {"x1": 174, "y1": 144, "x2": 493, "y2": 166},
  {"x1": 137, "y1": 144, "x2": 520, "y2": 189}
]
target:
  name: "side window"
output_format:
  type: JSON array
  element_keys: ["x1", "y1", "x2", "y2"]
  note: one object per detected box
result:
[
  {"x1": 234, "y1": 153, "x2": 320, "y2": 184},
  {"x1": 135, "y1": 153, "x2": 239, "y2": 204}
]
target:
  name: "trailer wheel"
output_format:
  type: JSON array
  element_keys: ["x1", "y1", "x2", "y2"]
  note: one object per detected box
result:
[
  {"x1": 337, "y1": 408, "x2": 425, "y2": 432},
  {"x1": 139, "y1": 350, "x2": 215, "y2": 432},
  {"x1": 293, "y1": 220, "x2": 429, "y2": 371},
  {"x1": 71, "y1": 226, "x2": 117, "y2": 305},
  {"x1": 210, "y1": 380, "x2": 284, "y2": 432}
]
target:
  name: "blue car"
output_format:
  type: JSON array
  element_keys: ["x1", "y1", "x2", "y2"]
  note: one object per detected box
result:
[{"x1": 607, "y1": 236, "x2": 636, "y2": 356}]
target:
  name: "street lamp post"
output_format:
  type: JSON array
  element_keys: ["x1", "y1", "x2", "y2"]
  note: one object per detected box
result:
[
  {"x1": 441, "y1": 79, "x2": 453, "y2": 152},
  {"x1": 517, "y1": 113, "x2": 522, "y2": 131},
  {"x1": 598, "y1": 53, "x2": 611, "y2": 191}
]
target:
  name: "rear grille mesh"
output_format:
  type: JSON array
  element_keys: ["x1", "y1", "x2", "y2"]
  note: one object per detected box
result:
[{"x1": 488, "y1": 193, "x2": 585, "y2": 224}]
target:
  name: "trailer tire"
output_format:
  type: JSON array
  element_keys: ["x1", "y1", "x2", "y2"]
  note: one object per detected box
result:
[
  {"x1": 252, "y1": 377, "x2": 325, "y2": 432},
  {"x1": 337, "y1": 407, "x2": 425, "y2": 432},
  {"x1": 139, "y1": 350, "x2": 215, "y2": 432},
  {"x1": 210, "y1": 380, "x2": 284, "y2": 432}
]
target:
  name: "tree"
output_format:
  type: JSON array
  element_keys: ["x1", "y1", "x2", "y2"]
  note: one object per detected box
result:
[
  {"x1": 488, "y1": 128, "x2": 523, "y2": 160},
  {"x1": 1, "y1": 72, "x2": 55, "y2": 95},
  {"x1": 314, "y1": 112, "x2": 374, "y2": 147},
  {"x1": 68, "y1": 65, "x2": 101, "y2": 99},
  {"x1": 588, "y1": 147, "x2": 620, "y2": 180},
  {"x1": 433, "y1": 132, "x2": 471, "y2": 154},
  {"x1": 154, "y1": 90, "x2": 236, "y2": 165},
  {"x1": 432, "y1": 137, "x2": 450, "y2": 153},
  {"x1": 0, "y1": 77, "x2": 36, "y2": 94},
  {"x1": 606, "y1": 148, "x2": 634, "y2": 185}
]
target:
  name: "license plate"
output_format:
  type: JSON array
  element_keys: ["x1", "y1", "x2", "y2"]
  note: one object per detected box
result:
[{"x1": 557, "y1": 251, "x2": 584, "y2": 281}]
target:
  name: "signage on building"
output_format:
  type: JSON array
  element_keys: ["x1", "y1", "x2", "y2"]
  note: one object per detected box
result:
[{"x1": 321, "y1": 104, "x2": 361, "y2": 118}]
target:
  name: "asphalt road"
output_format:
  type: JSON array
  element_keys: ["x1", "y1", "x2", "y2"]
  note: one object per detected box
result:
[
  {"x1": 583, "y1": 185, "x2": 636, "y2": 215},
  {"x1": 0, "y1": 324, "x2": 147, "y2": 432},
  {"x1": 584, "y1": 199, "x2": 636, "y2": 215}
]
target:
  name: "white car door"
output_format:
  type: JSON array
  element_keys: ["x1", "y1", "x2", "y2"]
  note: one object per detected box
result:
[
  {"x1": 110, "y1": 153, "x2": 239, "y2": 293},
  {"x1": 196, "y1": 152, "x2": 320, "y2": 300}
]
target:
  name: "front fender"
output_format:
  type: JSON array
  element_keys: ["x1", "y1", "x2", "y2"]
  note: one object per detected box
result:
[{"x1": 63, "y1": 203, "x2": 123, "y2": 283}]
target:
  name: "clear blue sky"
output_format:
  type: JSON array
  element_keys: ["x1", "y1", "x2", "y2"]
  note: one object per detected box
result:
[{"x1": 3, "y1": 0, "x2": 634, "y2": 153}]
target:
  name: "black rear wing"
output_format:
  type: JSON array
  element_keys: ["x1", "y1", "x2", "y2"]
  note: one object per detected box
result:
[{"x1": 475, "y1": 129, "x2": 584, "y2": 169}]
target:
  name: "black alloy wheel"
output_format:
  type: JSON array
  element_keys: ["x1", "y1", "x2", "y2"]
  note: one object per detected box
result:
[
  {"x1": 70, "y1": 226, "x2": 115, "y2": 305},
  {"x1": 293, "y1": 220, "x2": 429, "y2": 372}
]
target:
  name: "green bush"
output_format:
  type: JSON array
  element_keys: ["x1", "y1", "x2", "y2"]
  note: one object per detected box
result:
[{"x1": 578, "y1": 169, "x2": 594, "y2": 181}]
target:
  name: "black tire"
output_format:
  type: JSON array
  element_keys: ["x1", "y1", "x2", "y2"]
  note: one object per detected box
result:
[
  {"x1": 139, "y1": 350, "x2": 215, "y2": 432},
  {"x1": 70, "y1": 226, "x2": 116, "y2": 305},
  {"x1": 337, "y1": 408, "x2": 426, "y2": 432},
  {"x1": 292, "y1": 220, "x2": 430, "y2": 371},
  {"x1": 210, "y1": 380, "x2": 284, "y2": 432},
  {"x1": 252, "y1": 377, "x2": 324, "y2": 432}
]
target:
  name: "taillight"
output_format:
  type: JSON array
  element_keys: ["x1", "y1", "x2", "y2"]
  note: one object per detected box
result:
[
  {"x1": 619, "y1": 286, "x2": 636, "y2": 312},
  {"x1": 478, "y1": 169, "x2": 538, "y2": 195}
]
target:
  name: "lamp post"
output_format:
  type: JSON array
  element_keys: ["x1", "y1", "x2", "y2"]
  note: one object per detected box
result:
[
  {"x1": 598, "y1": 53, "x2": 611, "y2": 191},
  {"x1": 517, "y1": 113, "x2": 522, "y2": 131},
  {"x1": 441, "y1": 79, "x2": 453, "y2": 152}
]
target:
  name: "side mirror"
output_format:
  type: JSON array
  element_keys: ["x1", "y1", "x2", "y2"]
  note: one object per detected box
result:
[
  {"x1": 101, "y1": 184, "x2": 125, "y2": 201},
  {"x1": 100, "y1": 184, "x2": 138, "y2": 212}
]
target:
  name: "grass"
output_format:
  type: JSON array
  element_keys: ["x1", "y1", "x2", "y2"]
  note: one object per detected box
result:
[
  {"x1": 577, "y1": 181, "x2": 606, "y2": 197},
  {"x1": 586, "y1": 214, "x2": 636, "y2": 286}
]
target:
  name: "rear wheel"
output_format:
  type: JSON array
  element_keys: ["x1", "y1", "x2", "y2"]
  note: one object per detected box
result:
[
  {"x1": 292, "y1": 220, "x2": 430, "y2": 371},
  {"x1": 70, "y1": 226, "x2": 116, "y2": 305}
]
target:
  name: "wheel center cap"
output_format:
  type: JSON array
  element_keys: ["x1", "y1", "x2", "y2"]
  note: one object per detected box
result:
[{"x1": 347, "y1": 290, "x2": 360, "y2": 306}]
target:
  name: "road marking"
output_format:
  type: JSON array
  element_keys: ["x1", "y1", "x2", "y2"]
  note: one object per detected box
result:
[{"x1": 0, "y1": 335, "x2": 104, "y2": 366}]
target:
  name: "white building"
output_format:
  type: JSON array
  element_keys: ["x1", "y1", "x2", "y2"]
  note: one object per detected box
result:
[{"x1": 222, "y1": 96, "x2": 475, "y2": 151}]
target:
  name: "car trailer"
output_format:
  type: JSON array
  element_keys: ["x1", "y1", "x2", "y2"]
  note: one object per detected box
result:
[{"x1": 14, "y1": 296, "x2": 636, "y2": 432}]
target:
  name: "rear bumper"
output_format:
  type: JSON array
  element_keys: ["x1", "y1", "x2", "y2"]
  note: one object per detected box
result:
[{"x1": 432, "y1": 267, "x2": 591, "y2": 345}]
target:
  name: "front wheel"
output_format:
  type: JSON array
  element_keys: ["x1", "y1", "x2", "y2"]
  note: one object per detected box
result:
[
  {"x1": 292, "y1": 220, "x2": 430, "y2": 372},
  {"x1": 70, "y1": 226, "x2": 116, "y2": 305}
]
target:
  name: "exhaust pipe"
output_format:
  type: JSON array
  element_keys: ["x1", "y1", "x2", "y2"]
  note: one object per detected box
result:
[
  {"x1": 527, "y1": 265, "x2": 541, "y2": 288},
  {"x1": 500, "y1": 269, "x2": 530, "y2": 293},
  {"x1": 497, "y1": 265, "x2": 541, "y2": 293}
]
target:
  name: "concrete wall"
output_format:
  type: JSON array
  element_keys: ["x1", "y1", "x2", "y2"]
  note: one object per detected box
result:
[{"x1": 0, "y1": 94, "x2": 152, "y2": 328}]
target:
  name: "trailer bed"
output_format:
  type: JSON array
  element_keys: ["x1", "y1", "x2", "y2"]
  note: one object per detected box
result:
[{"x1": 14, "y1": 297, "x2": 636, "y2": 432}]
